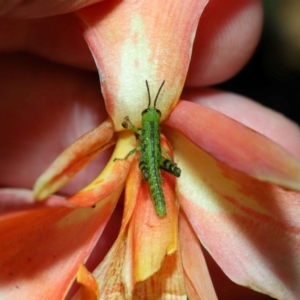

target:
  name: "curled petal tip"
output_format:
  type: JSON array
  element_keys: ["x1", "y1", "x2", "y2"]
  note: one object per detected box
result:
[
  {"x1": 76, "y1": 264, "x2": 99, "y2": 300},
  {"x1": 33, "y1": 120, "x2": 115, "y2": 201}
]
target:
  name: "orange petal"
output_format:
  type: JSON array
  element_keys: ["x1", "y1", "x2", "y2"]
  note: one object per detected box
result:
[
  {"x1": 0, "y1": 188, "x2": 71, "y2": 215},
  {"x1": 123, "y1": 161, "x2": 179, "y2": 293},
  {"x1": 76, "y1": 0, "x2": 209, "y2": 129},
  {"x1": 34, "y1": 119, "x2": 115, "y2": 200},
  {"x1": 76, "y1": 156, "x2": 142, "y2": 300},
  {"x1": 71, "y1": 128, "x2": 137, "y2": 299},
  {"x1": 168, "y1": 128, "x2": 300, "y2": 299},
  {"x1": 120, "y1": 155, "x2": 143, "y2": 233},
  {"x1": 85, "y1": 233, "x2": 186, "y2": 299},
  {"x1": 76, "y1": 155, "x2": 181, "y2": 299},
  {"x1": 76, "y1": 264, "x2": 99, "y2": 300},
  {"x1": 0, "y1": 189, "x2": 120, "y2": 299},
  {"x1": 165, "y1": 100, "x2": 300, "y2": 191},
  {"x1": 179, "y1": 211, "x2": 217, "y2": 299},
  {"x1": 67, "y1": 130, "x2": 136, "y2": 206},
  {"x1": 132, "y1": 250, "x2": 186, "y2": 299},
  {"x1": 73, "y1": 230, "x2": 127, "y2": 299},
  {"x1": 85, "y1": 159, "x2": 165, "y2": 298}
]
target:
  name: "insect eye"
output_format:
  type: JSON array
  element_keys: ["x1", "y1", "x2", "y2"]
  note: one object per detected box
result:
[
  {"x1": 155, "y1": 109, "x2": 161, "y2": 117},
  {"x1": 141, "y1": 108, "x2": 150, "y2": 115}
]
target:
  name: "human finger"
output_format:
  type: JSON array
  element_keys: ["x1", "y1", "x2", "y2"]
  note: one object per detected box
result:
[
  {"x1": 0, "y1": 0, "x2": 102, "y2": 18},
  {"x1": 0, "y1": 54, "x2": 107, "y2": 194},
  {"x1": 186, "y1": 0, "x2": 263, "y2": 86}
]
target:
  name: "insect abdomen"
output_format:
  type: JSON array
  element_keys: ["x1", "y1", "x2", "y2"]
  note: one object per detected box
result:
[{"x1": 140, "y1": 109, "x2": 166, "y2": 217}]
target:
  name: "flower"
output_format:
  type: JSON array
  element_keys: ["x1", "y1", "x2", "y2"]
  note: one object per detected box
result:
[{"x1": 1, "y1": 0, "x2": 300, "y2": 299}]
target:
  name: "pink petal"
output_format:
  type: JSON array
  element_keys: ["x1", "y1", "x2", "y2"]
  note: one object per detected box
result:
[
  {"x1": 76, "y1": 0, "x2": 209, "y2": 129},
  {"x1": 167, "y1": 128, "x2": 300, "y2": 299},
  {"x1": 179, "y1": 211, "x2": 217, "y2": 299},
  {"x1": 165, "y1": 100, "x2": 300, "y2": 191},
  {"x1": 0, "y1": 189, "x2": 119, "y2": 299}
]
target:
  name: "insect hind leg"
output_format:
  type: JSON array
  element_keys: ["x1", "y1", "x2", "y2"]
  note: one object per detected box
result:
[{"x1": 159, "y1": 157, "x2": 181, "y2": 177}]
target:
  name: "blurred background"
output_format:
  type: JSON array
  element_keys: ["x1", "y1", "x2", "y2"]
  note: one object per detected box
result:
[{"x1": 218, "y1": 0, "x2": 300, "y2": 126}]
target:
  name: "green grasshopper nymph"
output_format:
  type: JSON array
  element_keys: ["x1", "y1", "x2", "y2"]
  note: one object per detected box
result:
[{"x1": 114, "y1": 80, "x2": 181, "y2": 217}]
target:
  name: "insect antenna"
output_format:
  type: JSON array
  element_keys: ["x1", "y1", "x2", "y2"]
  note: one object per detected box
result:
[
  {"x1": 153, "y1": 80, "x2": 165, "y2": 108},
  {"x1": 145, "y1": 80, "x2": 151, "y2": 108}
]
